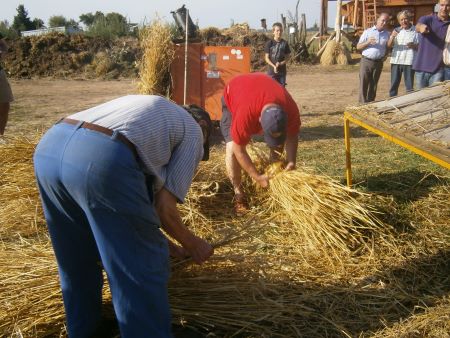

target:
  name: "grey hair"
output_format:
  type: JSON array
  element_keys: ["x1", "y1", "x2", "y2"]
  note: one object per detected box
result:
[{"x1": 397, "y1": 10, "x2": 412, "y2": 21}]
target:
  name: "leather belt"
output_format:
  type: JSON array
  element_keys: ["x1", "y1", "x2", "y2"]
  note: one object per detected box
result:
[
  {"x1": 59, "y1": 118, "x2": 137, "y2": 158},
  {"x1": 362, "y1": 55, "x2": 383, "y2": 62}
]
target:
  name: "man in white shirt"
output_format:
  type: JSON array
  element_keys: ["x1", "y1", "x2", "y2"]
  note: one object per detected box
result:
[
  {"x1": 357, "y1": 13, "x2": 391, "y2": 103},
  {"x1": 387, "y1": 10, "x2": 419, "y2": 96},
  {"x1": 33, "y1": 95, "x2": 214, "y2": 338}
]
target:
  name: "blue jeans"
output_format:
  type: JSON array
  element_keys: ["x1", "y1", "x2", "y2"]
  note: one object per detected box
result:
[
  {"x1": 389, "y1": 64, "x2": 414, "y2": 97},
  {"x1": 34, "y1": 122, "x2": 172, "y2": 338},
  {"x1": 269, "y1": 72, "x2": 287, "y2": 86},
  {"x1": 414, "y1": 68, "x2": 444, "y2": 89},
  {"x1": 444, "y1": 66, "x2": 450, "y2": 81}
]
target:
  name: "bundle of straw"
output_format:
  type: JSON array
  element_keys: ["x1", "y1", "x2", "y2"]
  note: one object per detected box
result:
[
  {"x1": 0, "y1": 135, "x2": 45, "y2": 238},
  {"x1": 247, "y1": 144, "x2": 391, "y2": 256},
  {"x1": 320, "y1": 40, "x2": 351, "y2": 66},
  {"x1": 137, "y1": 18, "x2": 175, "y2": 96}
]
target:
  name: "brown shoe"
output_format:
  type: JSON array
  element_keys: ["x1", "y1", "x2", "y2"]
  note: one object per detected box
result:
[{"x1": 234, "y1": 194, "x2": 249, "y2": 216}]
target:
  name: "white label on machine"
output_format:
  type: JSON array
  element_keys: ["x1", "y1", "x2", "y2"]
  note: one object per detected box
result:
[
  {"x1": 236, "y1": 55, "x2": 243, "y2": 60},
  {"x1": 223, "y1": 55, "x2": 230, "y2": 60},
  {"x1": 236, "y1": 49, "x2": 242, "y2": 55},
  {"x1": 206, "y1": 71, "x2": 220, "y2": 78},
  {"x1": 231, "y1": 49, "x2": 237, "y2": 55},
  {"x1": 201, "y1": 55, "x2": 208, "y2": 60}
]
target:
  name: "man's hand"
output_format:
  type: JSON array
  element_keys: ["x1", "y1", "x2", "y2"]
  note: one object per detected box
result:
[
  {"x1": 255, "y1": 174, "x2": 269, "y2": 188},
  {"x1": 285, "y1": 162, "x2": 295, "y2": 171},
  {"x1": 416, "y1": 23, "x2": 429, "y2": 34},
  {"x1": 183, "y1": 235, "x2": 214, "y2": 264},
  {"x1": 273, "y1": 64, "x2": 278, "y2": 73},
  {"x1": 368, "y1": 36, "x2": 377, "y2": 45}
]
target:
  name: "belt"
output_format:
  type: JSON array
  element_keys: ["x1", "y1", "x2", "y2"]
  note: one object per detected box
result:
[
  {"x1": 59, "y1": 118, "x2": 137, "y2": 158},
  {"x1": 362, "y1": 55, "x2": 383, "y2": 62}
]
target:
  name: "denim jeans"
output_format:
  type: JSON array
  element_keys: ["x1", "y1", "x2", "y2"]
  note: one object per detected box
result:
[
  {"x1": 414, "y1": 68, "x2": 444, "y2": 89},
  {"x1": 34, "y1": 122, "x2": 172, "y2": 338},
  {"x1": 444, "y1": 66, "x2": 450, "y2": 81},
  {"x1": 269, "y1": 72, "x2": 287, "y2": 86},
  {"x1": 389, "y1": 64, "x2": 414, "y2": 97}
]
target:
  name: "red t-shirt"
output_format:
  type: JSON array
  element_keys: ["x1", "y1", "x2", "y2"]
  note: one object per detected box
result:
[{"x1": 223, "y1": 73, "x2": 301, "y2": 145}]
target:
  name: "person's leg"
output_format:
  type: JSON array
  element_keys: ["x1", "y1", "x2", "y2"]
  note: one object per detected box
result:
[
  {"x1": 0, "y1": 69, "x2": 13, "y2": 136},
  {"x1": 0, "y1": 102, "x2": 9, "y2": 135},
  {"x1": 445, "y1": 66, "x2": 450, "y2": 81},
  {"x1": 34, "y1": 123, "x2": 104, "y2": 338},
  {"x1": 403, "y1": 65, "x2": 414, "y2": 92},
  {"x1": 369, "y1": 60, "x2": 383, "y2": 102},
  {"x1": 415, "y1": 71, "x2": 429, "y2": 89},
  {"x1": 359, "y1": 58, "x2": 372, "y2": 103},
  {"x1": 428, "y1": 67, "x2": 444, "y2": 86},
  {"x1": 389, "y1": 64, "x2": 402, "y2": 97},
  {"x1": 62, "y1": 128, "x2": 172, "y2": 337}
]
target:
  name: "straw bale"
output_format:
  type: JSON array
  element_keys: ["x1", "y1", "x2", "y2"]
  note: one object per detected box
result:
[
  {"x1": 137, "y1": 18, "x2": 175, "y2": 96},
  {"x1": 320, "y1": 40, "x2": 350, "y2": 66}
]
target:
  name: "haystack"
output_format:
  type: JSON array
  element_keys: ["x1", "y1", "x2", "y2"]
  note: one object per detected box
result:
[
  {"x1": 137, "y1": 18, "x2": 175, "y2": 96},
  {"x1": 320, "y1": 39, "x2": 351, "y2": 66}
]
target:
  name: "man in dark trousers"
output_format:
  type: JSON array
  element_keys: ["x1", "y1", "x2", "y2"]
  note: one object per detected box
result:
[
  {"x1": 33, "y1": 95, "x2": 214, "y2": 338},
  {"x1": 264, "y1": 22, "x2": 291, "y2": 86},
  {"x1": 220, "y1": 73, "x2": 301, "y2": 215},
  {"x1": 357, "y1": 12, "x2": 390, "y2": 103}
]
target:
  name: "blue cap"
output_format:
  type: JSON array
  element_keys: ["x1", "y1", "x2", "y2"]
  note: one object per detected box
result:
[{"x1": 260, "y1": 105, "x2": 287, "y2": 147}]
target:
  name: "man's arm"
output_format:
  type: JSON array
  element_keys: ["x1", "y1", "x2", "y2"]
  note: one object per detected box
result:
[
  {"x1": 232, "y1": 142, "x2": 269, "y2": 187},
  {"x1": 155, "y1": 187, "x2": 213, "y2": 264},
  {"x1": 284, "y1": 134, "x2": 298, "y2": 171},
  {"x1": 265, "y1": 53, "x2": 278, "y2": 73}
]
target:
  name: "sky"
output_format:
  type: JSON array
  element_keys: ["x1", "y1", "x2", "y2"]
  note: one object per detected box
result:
[{"x1": 2, "y1": 0, "x2": 338, "y2": 29}]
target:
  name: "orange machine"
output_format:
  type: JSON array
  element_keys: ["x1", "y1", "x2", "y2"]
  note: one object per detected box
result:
[{"x1": 170, "y1": 43, "x2": 251, "y2": 121}]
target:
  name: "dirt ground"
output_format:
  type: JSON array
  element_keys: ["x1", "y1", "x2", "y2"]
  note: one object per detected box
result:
[{"x1": 7, "y1": 64, "x2": 394, "y2": 136}]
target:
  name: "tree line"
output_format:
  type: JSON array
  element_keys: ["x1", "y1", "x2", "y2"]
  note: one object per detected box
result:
[{"x1": 0, "y1": 5, "x2": 136, "y2": 39}]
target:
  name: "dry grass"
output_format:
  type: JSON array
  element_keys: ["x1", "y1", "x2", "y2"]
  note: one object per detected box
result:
[
  {"x1": 320, "y1": 40, "x2": 351, "y2": 66},
  {"x1": 0, "y1": 137, "x2": 449, "y2": 337},
  {"x1": 137, "y1": 18, "x2": 175, "y2": 96}
]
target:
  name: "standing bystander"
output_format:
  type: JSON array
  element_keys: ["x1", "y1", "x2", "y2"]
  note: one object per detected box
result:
[
  {"x1": 357, "y1": 13, "x2": 390, "y2": 103},
  {"x1": 264, "y1": 22, "x2": 291, "y2": 86},
  {"x1": 0, "y1": 33, "x2": 13, "y2": 137},
  {"x1": 387, "y1": 10, "x2": 419, "y2": 96},
  {"x1": 413, "y1": 0, "x2": 450, "y2": 88}
]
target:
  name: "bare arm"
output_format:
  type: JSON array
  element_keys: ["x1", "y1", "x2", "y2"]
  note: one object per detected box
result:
[
  {"x1": 265, "y1": 53, "x2": 278, "y2": 73},
  {"x1": 284, "y1": 134, "x2": 298, "y2": 170},
  {"x1": 155, "y1": 187, "x2": 213, "y2": 264},
  {"x1": 387, "y1": 30, "x2": 398, "y2": 49},
  {"x1": 357, "y1": 36, "x2": 376, "y2": 51},
  {"x1": 232, "y1": 142, "x2": 269, "y2": 188}
]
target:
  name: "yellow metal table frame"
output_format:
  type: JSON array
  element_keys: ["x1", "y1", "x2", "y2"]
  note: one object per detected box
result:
[{"x1": 344, "y1": 111, "x2": 450, "y2": 187}]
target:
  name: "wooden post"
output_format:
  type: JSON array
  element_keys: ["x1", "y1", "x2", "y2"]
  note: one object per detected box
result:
[
  {"x1": 353, "y1": 0, "x2": 359, "y2": 29},
  {"x1": 335, "y1": 0, "x2": 342, "y2": 43},
  {"x1": 319, "y1": 0, "x2": 328, "y2": 48}
]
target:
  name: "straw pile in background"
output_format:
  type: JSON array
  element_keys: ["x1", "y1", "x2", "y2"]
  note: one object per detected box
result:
[
  {"x1": 320, "y1": 40, "x2": 351, "y2": 66},
  {"x1": 137, "y1": 18, "x2": 175, "y2": 96},
  {"x1": 1, "y1": 137, "x2": 449, "y2": 337}
]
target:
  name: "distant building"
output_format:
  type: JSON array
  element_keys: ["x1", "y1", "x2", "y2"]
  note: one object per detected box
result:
[{"x1": 21, "y1": 26, "x2": 81, "y2": 37}]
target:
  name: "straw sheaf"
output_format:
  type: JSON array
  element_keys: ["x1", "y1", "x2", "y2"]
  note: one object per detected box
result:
[
  {"x1": 320, "y1": 40, "x2": 351, "y2": 66},
  {"x1": 137, "y1": 19, "x2": 175, "y2": 96}
]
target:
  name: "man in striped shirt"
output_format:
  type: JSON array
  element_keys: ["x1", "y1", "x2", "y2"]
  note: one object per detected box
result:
[
  {"x1": 387, "y1": 10, "x2": 419, "y2": 96},
  {"x1": 33, "y1": 95, "x2": 214, "y2": 338}
]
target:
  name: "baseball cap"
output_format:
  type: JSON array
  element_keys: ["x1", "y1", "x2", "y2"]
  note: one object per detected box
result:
[{"x1": 260, "y1": 105, "x2": 287, "y2": 147}]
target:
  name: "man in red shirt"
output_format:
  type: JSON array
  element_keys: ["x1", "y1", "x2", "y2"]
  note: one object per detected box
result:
[{"x1": 220, "y1": 73, "x2": 301, "y2": 214}]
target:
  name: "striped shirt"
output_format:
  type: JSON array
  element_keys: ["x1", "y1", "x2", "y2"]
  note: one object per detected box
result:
[
  {"x1": 390, "y1": 26, "x2": 419, "y2": 65},
  {"x1": 359, "y1": 26, "x2": 390, "y2": 60},
  {"x1": 68, "y1": 95, "x2": 203, "y2": 202}
]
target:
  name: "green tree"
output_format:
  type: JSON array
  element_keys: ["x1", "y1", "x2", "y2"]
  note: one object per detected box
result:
[
  {"x1": 86, "y1": 12, "x2": 129, "y2": 38},
  {"x1": 48, "y1": 15, "x2": 67, "y2": 28},
  {"x1": 79, "y1": 11, "x2": 104, "y2": 27},
  {"x1": 0, "y1": 20, "x2": 18, "y2": 39},
  {"x1": 12, "y1": 5, "x2": 35, "y2": 32},
  {"x1": 32, "y1": 18, "x2": 44, "y2": 29}
]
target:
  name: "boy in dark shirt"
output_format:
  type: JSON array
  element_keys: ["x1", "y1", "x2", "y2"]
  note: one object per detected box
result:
[{"x1": 264, "y1": 22, "x2": 291, "y2": 86}]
